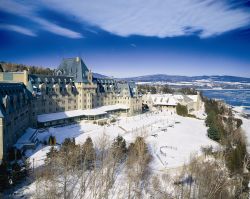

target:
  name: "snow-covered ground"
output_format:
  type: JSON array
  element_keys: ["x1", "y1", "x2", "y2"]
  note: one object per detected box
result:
[
  {"x1": 233, "y1": 106, "x2": 250, "y2": 152},
  {"x1": 12, "y1": 106, "x2": 250, "y2": 198},
  {"x1": 18, "y1": 110, "x2": 217, "y2": 171}
]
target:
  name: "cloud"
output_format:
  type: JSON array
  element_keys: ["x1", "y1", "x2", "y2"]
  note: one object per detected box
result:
[
  {"x1": 33, "y1": 17, "x2": 82, "y2": 39},
  {"x1": 0, "y1": 0, "x2": 82, "y2": 39},
  {"x1": 39, "y1": 0, "x2": 250, "y2": 38},
  {"x1": 130, "y1": 43, "x2": 137, "y2": 48},
  {"x1": 0, "y1": 24, "x2": 36, "y2": 37}
]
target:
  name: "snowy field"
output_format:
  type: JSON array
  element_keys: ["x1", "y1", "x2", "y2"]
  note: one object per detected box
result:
[
  {"x1": 18, "y1": 110, "x2": 217, "y2": 171},
  {"x1": 14, "y1": 109, "x2": 250, "y2": 198}
]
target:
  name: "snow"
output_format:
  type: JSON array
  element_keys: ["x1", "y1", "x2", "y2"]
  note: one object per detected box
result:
[
  {"x1": 232, "y1": 106, "x2": 250, "y2": 152},
  {"x1": 187, "y1": 95, "x2": 198, "y2": 102},
  {"x1": 14, "y1": 128, "x2": 36, "y2": 149},
  {"x1": 37, "y1": 104, "x2": 129, "y2": 123},
  {"x1": 13, "y1": 104, "x2": 250, "y2": 198},
  {"x1": 145, "y1": 94, "x2": 199, "y2": 107},
  {"x1": 189, "y1": 102, "x2": 207, "y2": 119},
  {"x1": 27, "y1": 145, "x2": 56, "y2": 168},
  {"x1": 37, "y1": 109, "x2": 106, "y2": 123},
  {"x1": 149, "y1": 94, "x2": 176, "y2": 106},
  {"x1": 14, "y1": 110, "x2": 220, "y2": 198},
  {"x1": 97, "y1": 104, "x2": 129, "y2": 112},
  {"x1": 21, "y1": 110, "x2": 217, "y2": 170}
]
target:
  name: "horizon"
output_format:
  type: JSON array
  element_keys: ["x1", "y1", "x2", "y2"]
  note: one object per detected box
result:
[
  {"x1": 1, "y1": 58, "x2": 250, "y2": 79},
  {"x1": 0, "y1": 0, "x2": 250, "y2": 77}
]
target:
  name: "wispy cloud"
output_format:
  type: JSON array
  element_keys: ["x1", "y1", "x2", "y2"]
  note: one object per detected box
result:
[
  {"x1": 33, "y1": 17, "x2": 82, "y2": 39},
  {"x1": 39, "y1": 0, "x2": 250, "y2": 38},
  {"x1": 130, "y1": 43, "x2": 137, "y2": 48},
  {"x1": 0, "y1": 0, "x2": 82, "y2": 39},
  {"x1": 0, "y1": 24, "x2": 36, "y2": 37}
]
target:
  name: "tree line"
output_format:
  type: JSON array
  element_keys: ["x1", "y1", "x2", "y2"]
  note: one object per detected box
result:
[
  {"x1": 33, "y1": 135, "x2": 152, "y2": 199},
  {"x1": 0, "y1": 62, "x2": 54, "y2": 75},
  {"x1": 138, "y1": 84, "x2": 197, "y2": 95},
  {"x1": 33, "y1": 133, "x2": 250, "y2": 198},
  {"x1": 203, "y1": 97, "x2": 249, "y2": 197}
]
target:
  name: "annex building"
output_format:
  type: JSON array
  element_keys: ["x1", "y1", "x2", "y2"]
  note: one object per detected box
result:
[
  {"x1": 142, "y1": 93, "x2": 203, "y2": 113},
  {"x1": 0, "y1": 57, "x2": 142, "y2": 162}
]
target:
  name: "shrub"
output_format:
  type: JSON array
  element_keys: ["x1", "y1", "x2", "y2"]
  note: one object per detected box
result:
[
  {"x1": 207, "y1": 125, "x2": 220, "y2": 141},
  {"x1": 235, "y1": 118, "x2": 243, "y2": 129},
  {"x1": 177, "y1": 87, "x2": 197, "y2": 95},
  {"x1": 225, "y1": 141, "x2": 247, "y2": 174},
  {"x1": 176, "y1": 104, "x2": 188, "y2": 116},
  {"x1": 205, "y1": 111, "x2": 216, "y2": 127},
  {"x1": 110, "y1": 118, "x2": 116, "y2": 123}
]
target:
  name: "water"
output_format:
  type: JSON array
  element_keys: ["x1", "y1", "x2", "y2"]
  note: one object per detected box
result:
[{"x1": 201, "y1": 89, "x2": 250, "y2": 114}]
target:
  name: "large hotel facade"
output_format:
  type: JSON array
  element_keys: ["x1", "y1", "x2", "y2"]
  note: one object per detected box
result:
[{"x1": 0, "y1": 57, "x2": 142, "y2": 161}]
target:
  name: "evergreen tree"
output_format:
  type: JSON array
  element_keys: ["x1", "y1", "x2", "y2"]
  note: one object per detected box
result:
[
  {"x1": 61, "y1": 138, "x2": 75, "y2": 150},
  {"x1": 150, "y1": 86, "x2": 157, "y2": 94},
  {"x1": 161, "y1": 85, "x2": 173, "y2": 94},
  {"x1": 225, "y1": 139, "x2": 247, "y2": 174},
  {"x1": 176, "y1": 104, "x2": 188, "y2": 116},
  {"x1": 128, "y1": 136, "x2": 150, "y2": 163},
  {"x1": 45, "y1": 146, "x2": 58, "y2": 165},
  {"x1": 205, "y1": 111, "x2": 216, "y2": 127},
  {"x1": 82, "y1": 137, "x2": 95, "y2": 170},
  {"x1": 111, "y1": 135, "x2": 127, "y2": 162},
  {"x1": 207, "y1": 125, "x2": 220, "y2": 141}
]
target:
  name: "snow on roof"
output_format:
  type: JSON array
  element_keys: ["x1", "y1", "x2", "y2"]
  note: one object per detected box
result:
[
  {"x1": 14, "y1": 128, "x2": 37, "y2": 149},
  {"x1": 37, "y1": 104, "x2": 129, "y2": 123},
  {"x1": 173, "y1": 94, "x2": 184, "y2": 100},
  {"x1": 38, "y1": 109, "x2": 106, "y2": 123},
  {"x1": 146, "y1": 94, "x2": 199, "y2": 106},
  {"x1": 187, "y1": 95, "x2": 198, "y2": 102},
  {"x1": 98, "y1": 104, "x2": 129, "y2": 112},
  {"x1": 151, "y1": 94, "x2": 178, "y2": 106}
]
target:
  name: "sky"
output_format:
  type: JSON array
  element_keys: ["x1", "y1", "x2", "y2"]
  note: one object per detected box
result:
[{"x1": 0, "y1": 0, "x2": 250, "y2": 78}]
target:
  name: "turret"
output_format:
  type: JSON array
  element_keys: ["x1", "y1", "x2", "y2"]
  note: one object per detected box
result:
[{"x1": 88, "y1": 69, "x2": 93, "y2": 83}]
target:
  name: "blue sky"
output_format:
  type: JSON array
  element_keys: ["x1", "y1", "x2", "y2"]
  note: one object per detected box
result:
[{"x1": 0, "y1": 0, "x2": 250, "y2": 77}]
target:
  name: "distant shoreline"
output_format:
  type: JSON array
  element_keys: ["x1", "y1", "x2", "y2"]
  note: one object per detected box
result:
[
  {"x1": 199, "y1": 88, "x2": 250, "y2": 91},
  {"x1": 233, "y1": 106, "x2": 250, "y2": 118},
  {"x1": 201, "y1": 89, "x2": 250, "y2": 115}
]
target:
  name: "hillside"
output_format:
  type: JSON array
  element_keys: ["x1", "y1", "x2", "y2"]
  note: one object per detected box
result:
[
  {"x1": 119, "y1": 74, "x2": 250, "y2": 89},
  {"x1": 120, "y1": 74, "x2": 250, "y2": 83}
]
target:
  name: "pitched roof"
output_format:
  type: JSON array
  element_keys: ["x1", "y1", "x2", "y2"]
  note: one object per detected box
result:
[
  {"x1": 29, "y1": 74, "x2": 73, "y2": 84},
  {"x1": 146, "y1": 93, "x2": 199, "y2": 106},
  {"x1": 117, "y1": 82, "x2": 137, "y2": 97},
  {"x1": 0, "y1": 83, "x2": 32, "y2": 117},
  {"x1": 37, "y1": 104, "x2": 129, "y2": 123},
  {"x1": 93, "y1": 77, "x2": 117, "y2": 93},
  {"x1": 57, "y1": 57, "x2": 89, "y2": 83},
  {"x1": 151, "y1": 94, "x2": 178, "y2": 106}
]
